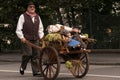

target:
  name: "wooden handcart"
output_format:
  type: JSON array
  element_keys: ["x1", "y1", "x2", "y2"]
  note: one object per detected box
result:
[{"x1": 25, "y1": 33, "x2": 94, "y2": 80}]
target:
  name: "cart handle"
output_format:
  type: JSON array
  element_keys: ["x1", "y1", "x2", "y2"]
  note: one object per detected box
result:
[{"x1": 25, "y1": 40, "x2": 42, "y2": 50}]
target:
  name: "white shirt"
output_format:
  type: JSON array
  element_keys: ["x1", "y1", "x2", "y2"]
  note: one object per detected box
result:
[{"x1": 16, "y1": 14, "x2": 44, "y2": 39}]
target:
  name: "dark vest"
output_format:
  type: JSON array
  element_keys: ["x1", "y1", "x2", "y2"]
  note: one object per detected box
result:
[{"x1": 22, "y1": 13, "x2": 40, "y2": 40}]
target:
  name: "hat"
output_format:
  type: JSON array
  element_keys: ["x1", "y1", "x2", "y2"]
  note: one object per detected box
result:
[
  {"x1": 24, "y1": 1, "x2": 36, "y2": 9},
  {"x1": 27, "y1": 1, "x2": 35, "y2": 7}
]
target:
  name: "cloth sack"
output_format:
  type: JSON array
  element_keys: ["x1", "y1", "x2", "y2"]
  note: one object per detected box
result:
[{"x1": 68, "y1": 39, "x2": 81, "y2": 47}]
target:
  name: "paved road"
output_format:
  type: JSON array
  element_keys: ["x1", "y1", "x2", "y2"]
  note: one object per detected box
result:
[{"x1": 0, "y1": 62, "x2": 120, "y2": 80}]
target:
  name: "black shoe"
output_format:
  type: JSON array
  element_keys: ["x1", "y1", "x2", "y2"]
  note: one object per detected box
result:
[
  {"x1": 20, "y1": 68, "x2": 24, "y2": 75},
  {"x1": 33, "y1": 72, "x2": 43, "y2": 77}
]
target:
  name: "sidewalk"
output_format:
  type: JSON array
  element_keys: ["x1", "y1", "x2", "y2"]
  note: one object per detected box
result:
[
  {"x1": 0, "y1": 49, "x2": 120, "y2": 65},
  {"x1": 0, "y1": 52, "x2": 21, "y2": 62},
  {"x1": 90, "y1": 49, "x2": 120, "y2": 65},
  {"x1": 90, "y1": 53, "x2": 120, "y2": 65}
]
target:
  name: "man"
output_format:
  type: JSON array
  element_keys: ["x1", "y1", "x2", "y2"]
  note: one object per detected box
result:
[
  {"x1": 60, "y1": 29, "x2": 87, "y2": 49},
  {"x1": 16, "y1": 1, "x2": 44, "y2": 76}
]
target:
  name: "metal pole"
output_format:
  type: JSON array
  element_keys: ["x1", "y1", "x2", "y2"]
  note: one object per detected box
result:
[{"x1": 89, "y1": 8, "x2": 92, "y2": 37}]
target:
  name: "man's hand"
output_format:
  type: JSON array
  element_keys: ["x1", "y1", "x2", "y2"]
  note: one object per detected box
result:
[
  {"x1": 21, "y1": 38, "x2": 26, "y2": 43},
  {"x1": 40, "y1": 36, "x2": 45, "y2": 41}
]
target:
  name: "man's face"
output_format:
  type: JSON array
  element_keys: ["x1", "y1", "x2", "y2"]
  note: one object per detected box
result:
[{"x1": 27, "y1": 4, "x2": 35, "y2": 14}]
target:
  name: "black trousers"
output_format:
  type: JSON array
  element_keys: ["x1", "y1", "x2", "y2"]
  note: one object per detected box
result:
[{"x1": 20, "y1": 40, "x2": 40, "y2": 74}]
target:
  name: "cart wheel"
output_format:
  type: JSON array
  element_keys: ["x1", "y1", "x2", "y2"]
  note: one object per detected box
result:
[
  {"x1": 70, "y1": 52, "x2": 89, "y2": 78},
  {"x1": 39, "y1": 46, "x2": 60, "y2": 80}
]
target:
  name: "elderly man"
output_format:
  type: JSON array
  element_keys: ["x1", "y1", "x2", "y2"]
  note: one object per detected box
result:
[{"x1": 16, "y1": 1, "x2": 44, "y2": 77}]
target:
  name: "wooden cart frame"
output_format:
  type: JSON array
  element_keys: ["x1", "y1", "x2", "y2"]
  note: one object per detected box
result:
[{"x1": 25, "y1": 34, "x2": 94, "y2": 80}]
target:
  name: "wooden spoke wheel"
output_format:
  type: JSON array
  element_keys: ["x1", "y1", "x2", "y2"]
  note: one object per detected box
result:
[
  {"x1": 39, "y1": 46, "x2": 60, "y2": 80},
  {"x1": 69, "y1": 52, "x2": 89, "y2": 78}
]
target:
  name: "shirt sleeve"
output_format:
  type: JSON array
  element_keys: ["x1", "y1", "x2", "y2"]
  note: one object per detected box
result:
[
  {"x1": 16, "y1": 14, "x2": 25, "y2": 39},
  {"x1": 64, "y1": 26, "x2": 73, "y2": 31},
  {"x1": 38, "y1": 16, "x2": 44, "y2": 39}
]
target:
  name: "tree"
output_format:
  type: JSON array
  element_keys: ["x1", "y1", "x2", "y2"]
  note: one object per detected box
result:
[{"x1": 0, "y1": 0, "x2": 120, "y2": 50}]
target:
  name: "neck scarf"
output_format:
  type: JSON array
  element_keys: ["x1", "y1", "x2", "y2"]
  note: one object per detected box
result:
[{"x1": 26, "y1": 11, "x2": 37, "y2": 17}]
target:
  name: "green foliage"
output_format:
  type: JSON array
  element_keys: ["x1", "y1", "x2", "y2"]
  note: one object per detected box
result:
[{"x1": 0, "y1": 0, "x2": 120, "y2": 50}]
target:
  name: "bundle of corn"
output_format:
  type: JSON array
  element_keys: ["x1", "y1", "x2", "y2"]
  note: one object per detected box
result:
[
  {"x1": 45, "y1": 33, "x2": 63, "y2": 50},
  {"x1": 65, "y1": 61, "x2": 73, "y2": 69},
  {"x1": 45, "y1": 33, "x2": 62, "y2": 42},
  {"x1": 80, "y1": 33, "x2": 89, "y2": 38}
]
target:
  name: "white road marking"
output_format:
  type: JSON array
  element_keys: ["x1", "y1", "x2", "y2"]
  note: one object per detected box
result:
[
  {"x1": 87, "y1": 74, "x2": 120, "y2": 78},
  {"x1": 0, "y1": 69, "x2": 120, "y2": 79},
  {"x1": 0, "y1": 70, "x2": 32, "y2": 73},
  {"x1": 59, "y1": 73, "x2": 120, "y2": 79}
]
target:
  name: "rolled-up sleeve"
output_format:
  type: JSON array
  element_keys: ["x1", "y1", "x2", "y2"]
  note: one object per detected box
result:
[
  {"x1": 64, "y1": 26, "x2": 72, "y2": 31},
  {"x1": 38, "y1": 16, "x2": 44, "y2": 39},
  {"x1": 16, "y1": 14, "x2": 24, "y2": 39}
]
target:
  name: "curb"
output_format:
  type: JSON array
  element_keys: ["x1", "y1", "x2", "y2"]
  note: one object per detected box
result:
[{"x1": 0, "y1": 49, "x2": 120, "y2": 65}]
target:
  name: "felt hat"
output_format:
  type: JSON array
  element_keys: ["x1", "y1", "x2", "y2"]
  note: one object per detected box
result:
[{"x1": 26, "y1": 1, "x2": 35, "y2": 8}]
